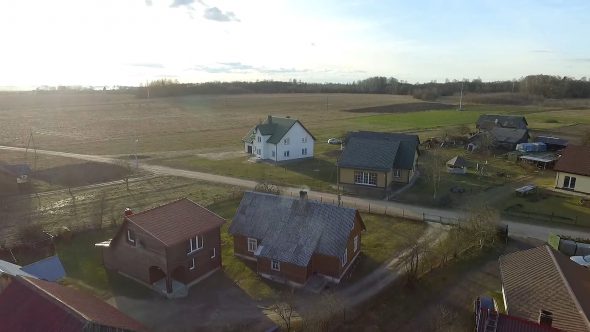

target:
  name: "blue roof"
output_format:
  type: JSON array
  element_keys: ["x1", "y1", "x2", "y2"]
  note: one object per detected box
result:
[
  {"x1": 0, "y1": 260, "x2": 36, "y2": 278},
  {"x1": 21, "y1": 256, "x2": 66, "y2": 282}
]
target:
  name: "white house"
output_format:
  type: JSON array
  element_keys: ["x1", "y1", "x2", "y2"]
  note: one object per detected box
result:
[{"x1": 243, "y1": 115, "x2": 315, "y2": 162}]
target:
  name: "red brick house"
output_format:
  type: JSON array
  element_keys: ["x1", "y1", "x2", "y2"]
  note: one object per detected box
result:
[
  {"x1": 229, "y1": 191, "x2": 366, "y2": 287},
  {"x1": 0, "y1": 275, "x2": 147, "y2": 332},
  {"x1": 101, "y1": 198, "x2": 224, "y2": 297}
]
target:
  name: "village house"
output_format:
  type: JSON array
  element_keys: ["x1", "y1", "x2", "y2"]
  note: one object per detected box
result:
[
  {"x1": 229, "y1": 191, "x2": 366, "y2": 287},
  {"x1": 554, "y1": 145, "x2": 590, "y2": 195},
  {"x1": 337, "y1": 131, "x2": 419, "y2": 196},
  {"x1": 100, "y1": 198, "x2": 224, "y2": 297},
  {"x1": 476, "y1": 114, "x2": 528, "y2": 131},
  {"x1": 499, "y1": 246, "x2": 590, "y2": 332},
  {"x1": 0, "y1": 276, "x2": 147, "y2": 332},
  {"x1": 242, "y1": 115, "x2": 316, "y2": 161}
]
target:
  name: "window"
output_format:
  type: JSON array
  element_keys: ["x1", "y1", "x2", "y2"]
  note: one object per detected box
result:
[
  {"x1": 393, "y1": 169, "x2": 401, "y2": 178},
  {"x1": 271, "y1": 260, "x2": 280, "y2": 271},
  {"x1": 354, "y1": 171, "x2": 377, "y2": 186},
  {"x1": 272, "y1": 150, "x2": 275, "y2": 157},
  {"x1": 211, "y1": 248, "x2": 216, "y2": 259},
  {"x1": 188, "y1": 235, "x2": 204, "y2": 254},
  {"x1": 247, "y1": 238, "x2": 258, "y2": 252},
  {"x1": 302, "y1": 148, "x2": 307, "y2": 155},
  {"x1": 283, "y1": 150, "x2": 290, "y2": 157},
  {"x1": 302, "y1": 137, "x2": 307, "y2": 143},
  {"x1": 341, "y1": 249, "x2": 348, "y2": 267},
  {"x1": 257, "y1": 136, "x2": 261, "y2": 143},
  {"x1": 563, "y1": 176, "x2": 577, "y2": 189},
  {"x1": 283, "y1": 137, "x2": 290, "y2": 145},
  {"x1": 127, "y1": 229, "x2": 136, "y2": 245},
  {"x1": 257, "y1": 148, "x2": 261, "y2": 155},
  {"x1": 189, "y1": 258, "x2": 195, "y2": 270},
  {"x1": 353, "y1": 235, "x2": 359, "y2": 252}
]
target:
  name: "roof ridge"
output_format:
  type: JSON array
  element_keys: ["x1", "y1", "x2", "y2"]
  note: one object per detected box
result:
[
  {"x1": 545, "y1": 245, "x2": 590, "y2": 330},
  {"x1": 19, "y1": 277, "x2": 90, "y2": 325},
  {"x1": 126, "y1": 197, "x2": 188, "y2": 219}
]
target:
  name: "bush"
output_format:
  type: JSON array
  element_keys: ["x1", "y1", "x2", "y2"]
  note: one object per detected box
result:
[{"x1": 254, "y1": 182, "x2": 281, "y2": 195}]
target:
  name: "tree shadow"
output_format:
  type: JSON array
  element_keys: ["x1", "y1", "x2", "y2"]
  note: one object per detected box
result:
[{"x1": 35, "y1": 162, "x2": 128, "y2": 187}]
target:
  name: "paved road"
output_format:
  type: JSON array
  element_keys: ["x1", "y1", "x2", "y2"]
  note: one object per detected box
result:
[{"x1": 2, "y1": 145, "x2": 588, "y2": 241}]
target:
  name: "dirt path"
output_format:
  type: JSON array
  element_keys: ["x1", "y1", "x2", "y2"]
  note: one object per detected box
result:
[{"x1": 2, "y1": 145, "x2": 588, "y2": 241}]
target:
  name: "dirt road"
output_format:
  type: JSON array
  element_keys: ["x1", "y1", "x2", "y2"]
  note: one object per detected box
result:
[{"x1": 2, "y1": 145, "x2": 588, "y2": 241}]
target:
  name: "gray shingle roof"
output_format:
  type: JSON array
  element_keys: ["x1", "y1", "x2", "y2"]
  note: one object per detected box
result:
[
  {"x1": 229, "y1": 192, "x2": 363, "y2": 267},
  {"x1": 337, "y1": 131, "x2": 419, "y2": 171},
  {"x1": 490, "y1": 127, "x2": 529, "y2": 144},
  {"x1": 477, "y1": 114, "x2": 528, "y2": 130},
  {"x1": 250, "y1": 116, "x2": 316, "y2": 145}
]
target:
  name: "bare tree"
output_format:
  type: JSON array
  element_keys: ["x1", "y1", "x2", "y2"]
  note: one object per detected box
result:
[
  {"x1": 270, "y1": 290, "x2": 296, "y2": 332},
  {"x1": 463, "y1": 204, "x2": 500, "y2": 249},
  {"x1": 422, "y1": 148, "x2": 445, "y2": 201}
]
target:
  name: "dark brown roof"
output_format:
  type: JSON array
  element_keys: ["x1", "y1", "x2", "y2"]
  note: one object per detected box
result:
[
  {"x1": 126, "y1": 198, "x2": 225, "y2": 246},
  {"x1": 499, "y1": 246, "x2": 590, "y2": 332},
  {"x1": 0, "y1": 276, "x2": 147, "y2": 331},
  {"x1": 554, "y1": 145, "x2": 590, "y2": 176}
]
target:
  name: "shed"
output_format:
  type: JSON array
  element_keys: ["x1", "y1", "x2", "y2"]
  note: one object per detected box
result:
[{"x1": 447, "y1": 156, "x2": 468, "y2": 174}]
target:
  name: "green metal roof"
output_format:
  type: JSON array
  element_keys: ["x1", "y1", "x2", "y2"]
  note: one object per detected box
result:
[{"x1": 250, "y1": 116, "x2": 315, "y2": 145}]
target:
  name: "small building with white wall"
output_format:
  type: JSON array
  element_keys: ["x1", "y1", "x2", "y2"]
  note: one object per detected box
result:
[{"x1": 243, "y1": 115, "x2": 315, "y2": 162}]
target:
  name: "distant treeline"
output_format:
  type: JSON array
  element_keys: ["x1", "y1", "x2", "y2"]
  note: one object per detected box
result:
[{"x1": 132, "y1": 75, "x2": 590, "y2": 100}]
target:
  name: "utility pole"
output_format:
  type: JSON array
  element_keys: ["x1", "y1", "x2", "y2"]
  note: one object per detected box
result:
[
  {"x1": 458, "y1": 81, "x2": 464, "y2": 111},
  {"x1": 134, "y1": 138, "x2": 139, "y2": 169}
]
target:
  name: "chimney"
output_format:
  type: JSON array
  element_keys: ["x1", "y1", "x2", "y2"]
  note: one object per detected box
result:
[
  {"x1": 299, "y1": 190, "x2": 308, "y2": 200},
  {"x1": 267, "y1": 115, "x2": 272, "y2": 123},
  {"x1": 124, "y1": 208, "x2": 133, "y2": 217},
  {"x1": 538, "y1": 310, "x2": 553, "y2": 327}
]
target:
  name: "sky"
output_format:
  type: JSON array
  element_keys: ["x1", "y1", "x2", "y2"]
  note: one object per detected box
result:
[{"x1": 1, "y1": 0, "x2": 589, "y2": 88}]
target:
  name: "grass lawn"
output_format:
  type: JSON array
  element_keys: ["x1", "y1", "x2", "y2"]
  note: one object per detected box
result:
[
  {"x1": 342, "y1": 245, "x2": 508, "y2": 331},
  {"x1": 57, "y1": 229, "x2": 152, "y2": 299},
  {"x1": 206, "y1": 198, "x2": 428, "y2": 298},
  {"x1": 149, "y1": 144, "x2": 342, "y2": 192},
  {"x1": 495, "y1": 189, "x2": 590, "y2": 227},
  {"x1": 346, "y1": 214, "x2": 428, "y2": 284}
]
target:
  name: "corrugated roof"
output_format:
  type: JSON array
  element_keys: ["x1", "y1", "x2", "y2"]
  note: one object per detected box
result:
[
  {"x1": 229, "y1": 192, "x2": 364, "y2": 266},
  {"x1": 126, "y1": 198, "x2": 225, "y2": 247},
  {"x1": 21, "y1": 255, "x2": 66, "y2": 282},
  {"x1": 554, "y1": 145, "x2": 590, "y2": 177},
  {"x1": 499, "y1": 245, "x2": 590, "y2": 332},
  {"x1": 0, "y1": 276, "x2": 147, "y2": 332},
  {"x1": 253, "y1": 116, "x2": 316, "y2": 145},
  {"x1": 0, "y1": 259, "x2": 36, "y2": 278},
  {"x1": 477, "y1": 114, "x2": 528, "y2": 130},
  {"x1": 337, "y1": 131, "x2": 419, "y2": 171}
]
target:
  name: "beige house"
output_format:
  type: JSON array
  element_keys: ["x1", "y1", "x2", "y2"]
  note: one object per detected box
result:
[
  {"x1": 554, "y1": 145, "x2": 590, "y2": 195},
  {"x1": 337, "y1": 132, "x2": 419, "y2": 196}
]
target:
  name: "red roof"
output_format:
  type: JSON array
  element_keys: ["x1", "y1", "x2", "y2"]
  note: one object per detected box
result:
[
  {"x1": 126, "y1": 198, "x2": 225, "y2": 246},
  {"x1": 498, "y1": 313, "x2": 561, "y2": 331},
  {"x1": 0, "y1": 277, "x2": 147, "y2": 332},
  {"x1": 554, "y1": 145, "x2": 590, "y2": 176}
]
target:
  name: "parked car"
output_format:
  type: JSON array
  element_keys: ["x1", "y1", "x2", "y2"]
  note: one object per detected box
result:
[
  {"x1": 327, "y1": 138, "x2": 342, "y2": 145},
  {"x1": 570, "y1": 254, "x2": 590, "y2": 267}
]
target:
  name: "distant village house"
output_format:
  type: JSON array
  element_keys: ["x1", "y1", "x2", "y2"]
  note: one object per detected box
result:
[
  {"x1": 554, "y1": 145, "x2": 590, "y2": 196},
  {"x1": 243, "y1": 115, "x2": 316, "y2": 161}
]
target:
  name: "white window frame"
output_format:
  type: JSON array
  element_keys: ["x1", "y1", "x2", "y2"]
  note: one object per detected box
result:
[
  {"x1": 353, "y1": 235, "x2": 359, "y2": 252},
  {"x1": 341, "y1": 249, "x2": 348, "y2": 267},
  {"x1": 393, "y1": 169, "x2": 401, "y2": 178},
  {"x1": 257, "y1": 136, "x2": 261, "y2": 143},
  {"x1": 284, "y1": 137, "x2": 290, "y2": 145},
  {"x1": 188, "y1": 235, "x2": 204, "y2": 254},
  {"x1": 564, "y1": 175, "x2": 577, "y2": 189},
  {"x1": 189, "y1": 258, "x2": 195, "y2": 270},
  {"x1": 272, "y1": 150, "x2": 275, "y2": 157},
  {"x1": 247, "y1": 238, "x2": 258, "y2": 252},
  {"x1": 271, "y1": 260, "x2": 281, "y2": 271},
  {"x1": 302, "y1": 148, "x2": 307, "y2": 155},
  {"x1": 283, "y1": 150, "x2": 290, "y2": 157},
  {"x1": 354, "y1": 171, "x2": 377, "y2": 186},
  {"x1": 302, "y1": 137, "x2": 307, "y2": 143},
  {"x1": 211, "y1": 248, "x2": 216, "y2": 259},
  {"x1": 127, "y1": 229, "x2": 135, "y2": 245}
]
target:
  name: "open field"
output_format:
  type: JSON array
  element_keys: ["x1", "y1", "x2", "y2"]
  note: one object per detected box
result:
[{"x1": 2, "y1": 92, "x2": 589, "y2": 157}]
